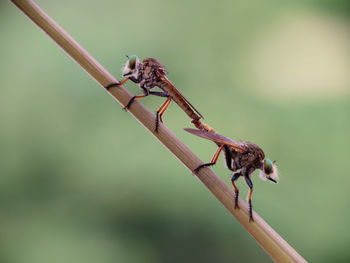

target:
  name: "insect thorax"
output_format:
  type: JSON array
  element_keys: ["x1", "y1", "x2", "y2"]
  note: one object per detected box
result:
[
  {"x1": 230, "y1": 143, "x2": 265, "y2": 175},
  {"x1": 139, "y1": 58, "x2": 167, "y2": 91}
]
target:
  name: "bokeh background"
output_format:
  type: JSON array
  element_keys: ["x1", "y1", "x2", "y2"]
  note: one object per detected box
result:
[{"x1": 1, "y1": 0, "x2": 350, "y2": 262}]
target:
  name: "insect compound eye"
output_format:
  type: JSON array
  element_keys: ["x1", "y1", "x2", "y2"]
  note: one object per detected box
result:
[
  {"x1": 128, "y1": 54, "x2": 137, "y2": 70},
  {"x1": 264, "y1": 159, "x2": 273, "y2": 175}
]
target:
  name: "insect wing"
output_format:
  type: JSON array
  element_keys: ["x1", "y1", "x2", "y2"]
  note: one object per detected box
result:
[
  {"x1": 157, "y1": 72, "x2": 204, "y2": 119},
  {"x1": 184, "y1": 128, "x2": 246, "y2": 152}
]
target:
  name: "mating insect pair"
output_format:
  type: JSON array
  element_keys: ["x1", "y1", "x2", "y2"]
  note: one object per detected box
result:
[{"x1": 106, "y1": 55, "x2": 278, "y2": 221}]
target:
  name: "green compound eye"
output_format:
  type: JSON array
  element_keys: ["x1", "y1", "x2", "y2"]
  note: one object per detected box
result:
[
  {"x1": 128, "y1": 54, "x2": 137, "y2": 70},
  {"x1": 264, "y1": 159, "x2": 273, "y2": 175}
]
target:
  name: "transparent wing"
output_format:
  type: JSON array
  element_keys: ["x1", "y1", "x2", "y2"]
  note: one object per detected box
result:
[{"x1": 184, "y1": 128, "x2": 246, "y2": 152}]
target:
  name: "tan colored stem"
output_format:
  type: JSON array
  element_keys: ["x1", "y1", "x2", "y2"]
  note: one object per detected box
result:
[{"x1": 11, "y1": 1, "x2": 307, "y2": 262}]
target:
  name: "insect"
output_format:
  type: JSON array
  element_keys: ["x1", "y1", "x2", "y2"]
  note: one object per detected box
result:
[
  {"x1": 105, "y1": 55, "x2": 203, "y2": 132},
  {"x1": 184, "y1": 128, "x2": 278, "y2": 221}
]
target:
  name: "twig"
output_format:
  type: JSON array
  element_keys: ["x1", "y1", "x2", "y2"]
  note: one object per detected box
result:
[{"x1": 11, "y1": 1, "x2": 307, "y2": 262}]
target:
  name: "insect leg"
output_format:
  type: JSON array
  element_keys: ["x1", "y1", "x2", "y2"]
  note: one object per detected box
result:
[
  {"x1": 149, "y1": 91, "x2": 170, "y2": 98},
  {"x1": 149, "y1": 91, "x2": 170, "y2": 131},
  {"x1": 194, "y1": 145, "x2": 224, "y2": 172},
  {"x1": 244, "y1": 175, "x2": 254, "y2": 222},
  {"x1": 105, "y1": 77, "x2": 130, "y2": 90},
  {"x1": 159, "y1": 98, "x2": 172, "y2": 123},
  {"x1": 155, "y1": 97, "x2": 172, "y2": 132},
  {"x1": 231, "y1": 171, "x2": 241, "y2": 209},
  {"x1": 123, "y1": 87, "x2": 149, "y2": 110},
  {"x1": 223, "y1": 146, "x2": 234, "y2": 171},
  {"x1": 124, "y1": 94, "x2": 148, "y2": 110}
]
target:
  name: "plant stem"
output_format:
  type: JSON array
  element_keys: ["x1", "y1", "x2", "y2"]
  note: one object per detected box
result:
[{"x1": 11, "y1": 1, "x2": 307, "y2": 262}]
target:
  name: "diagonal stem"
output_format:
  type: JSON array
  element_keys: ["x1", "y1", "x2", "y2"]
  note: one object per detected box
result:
[{"x1": 11, "y1": 1, "x2": 307, "y2": 262}]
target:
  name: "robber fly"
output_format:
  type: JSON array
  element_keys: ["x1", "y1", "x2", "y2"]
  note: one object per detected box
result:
[
  {"x1": 105, "y1": 55, "x2": 203, "y2": 132},
  {"x1": 185, "y1": 128, "x2": 278, "y2": 221}
]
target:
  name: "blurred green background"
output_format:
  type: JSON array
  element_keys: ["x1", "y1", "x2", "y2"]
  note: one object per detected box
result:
[{"x1": 1, "y1": 0, "x2": 350, "y2": 262}]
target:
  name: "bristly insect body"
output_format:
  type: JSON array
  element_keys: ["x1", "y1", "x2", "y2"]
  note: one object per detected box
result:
[
  {"x1": 105, "y1": 55, "x2": 203, "y2": 132},
  {"x1": 185, "y1": 128, "x2": 278, "y2": 221}
]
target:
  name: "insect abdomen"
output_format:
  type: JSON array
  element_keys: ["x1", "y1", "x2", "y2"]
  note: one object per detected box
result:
[{"x1": 160, "y1": 82, "x2": 201, "y2": 121}]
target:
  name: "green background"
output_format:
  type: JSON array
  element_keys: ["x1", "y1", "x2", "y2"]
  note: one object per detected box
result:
[{"x1": 1, "y1": 0, "x2": 349, "y2": 262}]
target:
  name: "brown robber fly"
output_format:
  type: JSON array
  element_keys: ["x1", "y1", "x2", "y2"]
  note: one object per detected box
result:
[
  {"x1": 185, "y1": 128, "x2": 278, "y2": 221},
  {"x1": 105, "y1": 55, "x2": 203, "y2": 131}
]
